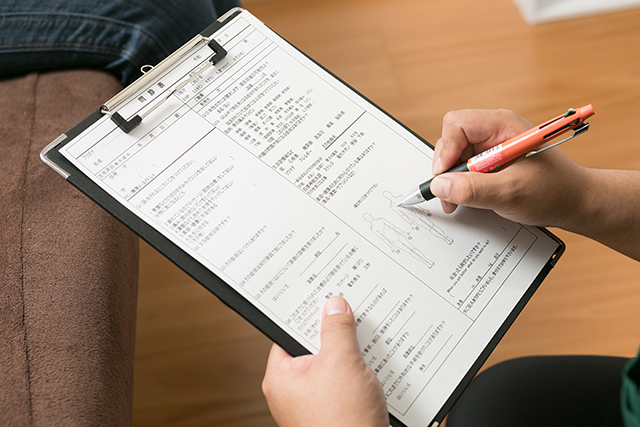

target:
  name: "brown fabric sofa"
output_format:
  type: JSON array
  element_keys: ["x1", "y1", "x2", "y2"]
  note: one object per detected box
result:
[{"x1": 0, "y1": 70, "x2": 139, "y2": 426}]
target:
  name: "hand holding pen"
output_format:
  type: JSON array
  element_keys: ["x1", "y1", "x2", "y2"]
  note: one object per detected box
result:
[
  {"x1": 400, "y1": 105, "x2": 595, "y2": 207},
  {"x1": 400, "y1": 108, "x2": 598, "y2": 228}
]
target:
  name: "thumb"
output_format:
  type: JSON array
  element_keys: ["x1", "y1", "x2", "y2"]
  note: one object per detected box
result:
[
  {"x1": 318, "y1": 297, "x2": 361, "y2": 361},
  {"x1": 430, "y1": 172, "x2": 505, "y2": 211}
]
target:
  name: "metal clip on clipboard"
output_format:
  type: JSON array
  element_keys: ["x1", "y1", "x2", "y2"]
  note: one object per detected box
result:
[{"x1": 102, "y1": 37, "x2": 227, "y2": 133}]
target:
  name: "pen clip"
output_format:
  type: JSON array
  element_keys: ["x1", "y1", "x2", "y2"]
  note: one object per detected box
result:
[{"x1": 525, "y1": 122, "x2": 590, "y2": 157}]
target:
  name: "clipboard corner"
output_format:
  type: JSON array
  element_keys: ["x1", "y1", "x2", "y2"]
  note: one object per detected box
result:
[{"x1": 40, "y1": 134, "x2": 70, "y2": 179}]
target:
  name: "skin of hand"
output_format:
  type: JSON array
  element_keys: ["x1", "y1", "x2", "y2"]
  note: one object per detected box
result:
[
  {"x1": 430, "y1": 109, "x2": 640, "y2": 261},
  {"x1": 262, "y1": 296, "x2": 389, "y2": 427}
]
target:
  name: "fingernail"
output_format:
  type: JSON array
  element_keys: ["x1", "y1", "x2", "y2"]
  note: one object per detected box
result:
[
  {"x1": 441, "y1": 200, "x2": 457, "y2": 214},
  {"x1": 433, "y1": 158, "x2": 443, "y2": 175},
  {"x1": 325, "y1": 296, "x2": 348, "y2": 316},
  {"x1": 430, "y1": 176, "x2": 451, "y2": 199}
]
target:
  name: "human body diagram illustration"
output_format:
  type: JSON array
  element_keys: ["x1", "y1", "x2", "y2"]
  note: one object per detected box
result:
[
  {"x1": 362, "y1": 191, "x2": 454, "y2": 269},
  {"x1": 363, "y1": 213, "x2": 435, "y2": 268},
  {"x1": 383, "y1": 191, "x2": 454, "y2": 245}
]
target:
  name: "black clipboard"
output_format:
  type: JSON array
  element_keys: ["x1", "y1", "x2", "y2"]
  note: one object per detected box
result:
[{"x1": 41, "y1": 8, "x2": 565, "y2": 427}]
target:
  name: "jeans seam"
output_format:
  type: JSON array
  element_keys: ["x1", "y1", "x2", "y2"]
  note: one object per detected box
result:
[
  {"x1": 0, "y1": 13, "x2": 170, "y2": 58},
  {"x1": 0, "y1": 42, "x2": 145, "y2": 69}
]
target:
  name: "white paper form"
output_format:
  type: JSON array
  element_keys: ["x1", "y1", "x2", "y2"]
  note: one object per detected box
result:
[{"x1": 60, "y1": 10, "x2": 561, "y2": 427}]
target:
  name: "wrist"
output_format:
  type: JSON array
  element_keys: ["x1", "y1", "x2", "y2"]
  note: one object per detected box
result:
[
  {"x1": 555, "y1": 165, "x2": 599, "y2": 235},
  {"x1": 560, "y1": 167, "x2": 640, "y2": 260}
]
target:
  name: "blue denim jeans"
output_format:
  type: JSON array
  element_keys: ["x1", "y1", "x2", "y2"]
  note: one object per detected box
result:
[{"x1": 0, "y1": 0, "x2": 241, "y2": 85}]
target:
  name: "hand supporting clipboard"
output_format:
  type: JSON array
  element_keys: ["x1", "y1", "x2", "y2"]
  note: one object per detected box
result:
[{"x1": 40, "y1": 8, "x2": 564, "y2": 427}]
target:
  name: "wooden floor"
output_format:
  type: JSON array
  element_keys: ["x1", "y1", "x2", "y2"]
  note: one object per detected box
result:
[{"x1": 133, "y1": 0, "x2": 640, "y2": 425}]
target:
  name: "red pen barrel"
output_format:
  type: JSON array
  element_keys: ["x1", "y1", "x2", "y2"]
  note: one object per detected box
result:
[{"x1": 467, "y1": 104, "x2": 595, "y2": 173}]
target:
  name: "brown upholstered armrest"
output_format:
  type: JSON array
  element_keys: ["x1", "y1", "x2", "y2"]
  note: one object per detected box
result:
[{"x1": 0, "y1": 70, "x2": 139, "y2": 426}]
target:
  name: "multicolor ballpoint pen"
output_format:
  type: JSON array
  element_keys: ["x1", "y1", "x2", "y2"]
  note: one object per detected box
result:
[{"x1": 398, "y1": 104, "x2": 596, "y2": 207}]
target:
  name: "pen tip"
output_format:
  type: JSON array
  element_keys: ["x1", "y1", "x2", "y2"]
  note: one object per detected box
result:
[{"x1": 398, "y1": 189, "x2": 424, "y2": 207}]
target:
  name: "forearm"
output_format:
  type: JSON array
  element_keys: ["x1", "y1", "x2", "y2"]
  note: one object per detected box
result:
[{"x1": 568, "y1": 168, "x2": 640, "y2": 261}]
